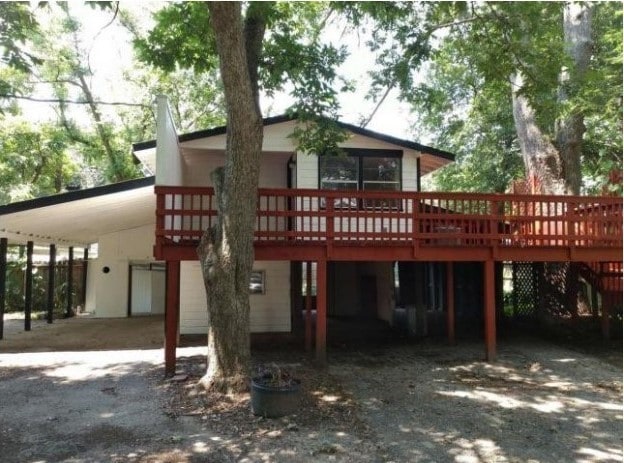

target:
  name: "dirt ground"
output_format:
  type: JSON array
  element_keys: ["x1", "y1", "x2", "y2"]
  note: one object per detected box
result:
[{"x1": 0, "y1": 316, "x2": 621, "y2": 462}]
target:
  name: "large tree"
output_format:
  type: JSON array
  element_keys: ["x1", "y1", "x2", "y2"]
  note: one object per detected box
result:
[
  {"x1": 138, "y1": 2, "x2": 348, "y2": 392},
  {"x1": 195, "y1": 2, "x2": 265, "y2": 392},
  {"x1": 0, "y1": 3, "x2": 230, "y2": 196},
  {"x1": 355, "y1": 2, "x2": 621, "y2": 194}
]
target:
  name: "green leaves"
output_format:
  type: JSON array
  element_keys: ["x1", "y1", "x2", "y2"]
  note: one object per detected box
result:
[
  {"x1": 353, "y1": 1, "x2": 621, "y2": 193},
  {"x1": 137, "y1": 1, "x2": 351, "y2": 155},
  {"x1": 134, "y1": 3, "x2": 218, "y2": 74},
  {"x1": 0, "y1": 119, "x2": 78, "y2": 204},
  {"x1": 0, "y1": 2, "x2": 42, "y2": 73}
]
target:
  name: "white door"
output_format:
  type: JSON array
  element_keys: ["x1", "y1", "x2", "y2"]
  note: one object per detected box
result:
[{"x1": 131, "y1": 266, "x2": 152, "y2": 315}]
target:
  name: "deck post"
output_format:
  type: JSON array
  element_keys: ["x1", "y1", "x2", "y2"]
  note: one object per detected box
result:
[
  {"x1": 305, "y1": 261, "x2": 313, "y2": 352},
  {"x1": 46, "y1": 244, "x2": 56, "y2": 324},
  {"x1": 25, "y1": 241, "x2": 34, "y2": 331},
  {"x1": 601, "y1": 285, "x2": 610, "y2": 341},
  {"x1": 590, "y1": 284, "x2": 599, "y2": 318},
  {"x1": 65, "y1": 246, "x2": 74, "y2": 318},
  {"x1": 315, "y1": 259, "x2": 327, "y2": 365},
  {"x1": 484, "y1": 259, "x2": 496, "y2": 361},
  {"x1": 446, "y1": 262, "x2": 455, "y2": 345},
  {"x1": 165, "y1": 260, "x2": 180, "y2": 377},
  {"x1": 0, "y1": 238, "x2": 7, "y2": 339}
]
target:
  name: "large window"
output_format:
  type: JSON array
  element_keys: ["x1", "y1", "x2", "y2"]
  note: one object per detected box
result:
[{"x1": 319, "y1": 149, "x2": 402, "y2": 208}]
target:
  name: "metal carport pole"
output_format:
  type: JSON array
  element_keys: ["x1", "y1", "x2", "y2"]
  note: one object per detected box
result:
[
  {"x1": 0, "y1": 238, "x2": 7, "y2": 339},
  {"x1": 25, "y1": 241, "x2": 33, "y2": 331},
  {"x1": 81, "y1": 247, "x2": 88, "y2": 312},
  {"x1": 46, "y1": 244, "x2": 56, "y2": 324},
  {"x1": 65, "y1": 246, "x2": 73, "y2": 318}
]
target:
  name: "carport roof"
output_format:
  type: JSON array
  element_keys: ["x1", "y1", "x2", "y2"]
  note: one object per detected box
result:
[{"x1": 0, "y1": 177, "x2": 155, "y2": 247}]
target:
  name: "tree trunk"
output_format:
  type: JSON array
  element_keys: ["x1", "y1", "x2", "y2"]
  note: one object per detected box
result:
[
  {"x1": 511, "y1": 2, "x2": 592, "y2": 324},
  {"x1": 511, "y1": 72, "x2": 566, "y2": 194},
  {"x1": 511, "y1": 2, "x2": 592, "y2": 195},
  {"x1": 196, "y1": 2, "x2": 266, "y2": 394}
]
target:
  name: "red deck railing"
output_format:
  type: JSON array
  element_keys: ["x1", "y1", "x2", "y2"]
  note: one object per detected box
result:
[{"x1": 155, "y1": 186, "x2": 623, "y2": 258}]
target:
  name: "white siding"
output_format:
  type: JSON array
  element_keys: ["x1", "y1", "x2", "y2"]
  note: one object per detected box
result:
[
  {"x1": 296, "y1": 152, "x2": 318, "y2": 189},
  {"x1": 179, "y1": 261, "x2": 291, "y2": 335},
  {"x1": 94, "y1": 224, "x2": 155, "y2": 317},
  {"x1": 182, "y1": 150, "x2": 290, "y2": 188},
  {"x1": 402, "y1": 150, "x2": 419, "y2": 192},
  {"x1": 155, "y1": 95, "x2": 183, "y2": 186},
  {"x1": 181, "y1": 120, "x2": 298, "y2": 152},
  {"x1": 85, "y1": 257, "x2": 98, "y2": 313},
  {"x1": 151, "y1": 269, "x2": 166, "y2": 315},
  {"x1": 179, "y1": 262, "x2": 206, "y2": 334}
]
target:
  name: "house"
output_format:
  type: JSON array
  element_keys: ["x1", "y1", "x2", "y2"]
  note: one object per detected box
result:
[{"x1": 0, "y1": 96, "x2": 621, "y2": 375}]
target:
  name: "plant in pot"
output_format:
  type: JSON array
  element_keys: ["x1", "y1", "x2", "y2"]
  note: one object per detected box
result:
[{"x1": 251, "y1": 363, "x2": 301, "y2": 418}]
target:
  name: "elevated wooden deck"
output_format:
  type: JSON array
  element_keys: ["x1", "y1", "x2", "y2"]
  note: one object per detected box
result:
[
  {"x1": 156, "y1": 186, "x2": 622, "y2": 373},
  {"x1": 155, "y1": 186, "x2": 622, "y2": 263}
]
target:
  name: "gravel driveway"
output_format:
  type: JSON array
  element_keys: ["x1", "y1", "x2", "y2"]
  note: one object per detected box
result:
[
  {"x1": 330, "y1": 341, "x2": 623, "y2": 463},
  {"x1": 0, "y1": 318, "x2": 621, "y2": 463}
]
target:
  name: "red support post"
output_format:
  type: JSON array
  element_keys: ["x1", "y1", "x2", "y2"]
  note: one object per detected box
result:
[
  {"x1": 484, "y1": 259, "x2": 496, "y2": 361},
  {"x1": 305, "y1": 261, "x2": 312, "y2": 352},
  {"x1": 165, "y1": 260, "x2": 180, "y2": 377},
  {"x1": 326, "y1": 199, "x2": 334, "y2": 258},
  {"x1": 315, "y1": 259, "x2": 327, "y2": 365},
  {"x1": 446, "y1": 262, "x2": 455, "y2": 345}
]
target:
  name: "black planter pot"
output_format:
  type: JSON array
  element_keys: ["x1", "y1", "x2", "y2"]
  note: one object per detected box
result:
[{"x1": 250, "y1": 377, "x2": 301, "y2": 418}]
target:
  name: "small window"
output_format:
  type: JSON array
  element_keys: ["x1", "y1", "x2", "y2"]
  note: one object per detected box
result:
[
  {"x1": 319, "y1": 149, "x2": 402, "y2": 209},
  {"x1": 319, "y1": 156, "x2": 359, "y2": 191},
  {"x1": 249, "y1": 270, "x2": 265, "y2": 294},
  {"x1": 362, "y1": 156, "x2": 401, "y2": 208}
]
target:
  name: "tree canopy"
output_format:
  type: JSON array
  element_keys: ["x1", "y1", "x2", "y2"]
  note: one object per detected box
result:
[
  {"x1": 371, "y1": 1, "x2": 622, "y2": 193},
  {"x1": 0, "y1": 2, "x2": 227, "y2": 204}
]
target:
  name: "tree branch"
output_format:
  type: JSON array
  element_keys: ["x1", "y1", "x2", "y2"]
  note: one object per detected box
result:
[
  {"x1": 1, "y1": 93, "x2": 148, "y2": 108},
  {"x1": 360, "y1": 84, "x2": 393, "y2": 128},
  {"x1": 428, "y1": 16, "x2": 483, "y2": 34}
]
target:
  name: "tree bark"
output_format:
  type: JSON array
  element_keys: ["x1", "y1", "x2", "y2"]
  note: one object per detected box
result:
[
  {"x1": 510, "y1": 3, "x2": 592, "y2": 322},
  {"x1": 511, "y1": 71, "x2": 566, "y2": 194},
  {"x1": 197, "y1": 2, "x2": 266, "y2": 394},
  {"x1": 511, "y1": 2, "x2": 592, "y2": 195},
  {"x1": 554, "y1": 2, "x2": 592, "y2": 196}
]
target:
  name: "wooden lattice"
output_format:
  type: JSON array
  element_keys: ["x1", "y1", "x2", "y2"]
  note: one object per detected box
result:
[{"x1": 506, "y1": 262, "x2": 539, "y2": 318}]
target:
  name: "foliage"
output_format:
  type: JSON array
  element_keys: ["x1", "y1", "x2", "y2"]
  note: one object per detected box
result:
[
  {"x1": 136, "y1": 2, "x2": 352, "y2": 155},
  {"x1": 0, "y1": 2, "x2": 42, "y2": 100},
  {"x1": 253, "y1": 363, "x2": 299, "y2": 389},
  {"x1": 31, "y1": 3, "x2": 140, "y2": 182},
  {"x1": 120, "y1": 67, "x2": 226, "y2": 135},
  {"x1": 3, "y1": 256, "x2": 82, "y2": 317},
  {"x1": 0, "y1": 118, "x2": 78, "y2": 204},
  {"x1": 0, "y1": 3, "x2": 231, "y2": 202},
  {"x1": 578, "y1": 3, "x2": 623, "y2": 194},
  {"x1": 410, "y1": 38, "x2": 524, "y2": 192},
  {"x1": 134, "y1": 2, "x2": 218, "y2": 74},
  {"x1": 350, "y1": 2, "x2": 622, "y2": 193}
]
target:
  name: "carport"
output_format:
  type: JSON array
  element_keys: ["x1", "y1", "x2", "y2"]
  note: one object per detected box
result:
[{"x1": 0, "y1": 177, "x2": 158, "y2": 341}]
